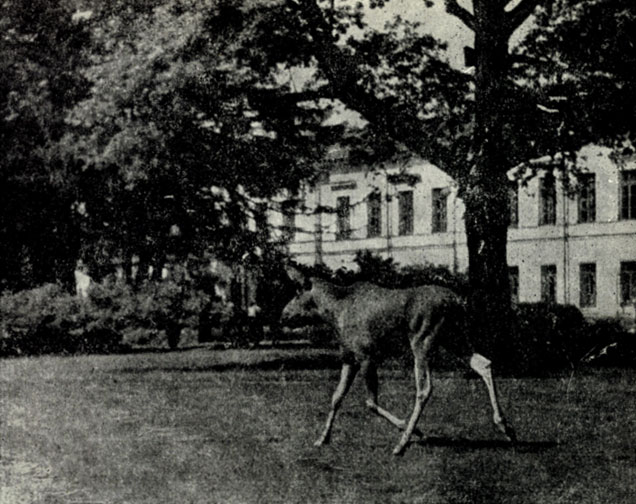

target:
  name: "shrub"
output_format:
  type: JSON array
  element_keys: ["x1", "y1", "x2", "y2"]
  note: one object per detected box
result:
[
  {"x1": 288, "y1": 251, "x2": 468, "y2": 292},
  {"x1": 579, "y1": 318, "x2": 636, "y2": 367},
  {"x1": 0, "y1": 274, "x2": 221, "y2": 356},
  {"x1": 0, "y1": 283, "x2": 125, "y2": 356},
  {"x1": 91, "y1": 279, "x2": 214, "y2": 349},
  {"x1": 498, "y1": 303, "x2": 588, "y2": 375}
]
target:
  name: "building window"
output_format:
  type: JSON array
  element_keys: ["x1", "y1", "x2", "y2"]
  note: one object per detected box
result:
[
  {"x1": 367, "y1": 191, "x2": 382, "y2": 238},
  {"x1": 336, "y1": 196, "x2": 351, "y2": 241},
  {"x1": 539, "y1": 173, "x2": 556, "y2": 225},
  {"x1": 254, "y1": 203, "x2": 269, "y2": 239},
  {"x1": 620, "y1": 171, "x2": 636, "y2": 220},
  {"x1": 398, "y1": 191, "x2": 414, "y2": 236},
  {"x1": 282, "y1": 201, "x2": 296, "y2": 241},
  {"x1": 508, "y1": 184, "x2": 519, "y2": 228},
  {"x1": 508, "y1": 266, "x2": 519, "y2": 304},
  {"x1": 620, "y1": 261, "x2": 636, "y2": 305},
  {"x1": 541, "y1": 264, "x2": 557, "y2": 304},
  {"x1": 578, "y1": 173, "x2": 596, "y2": 223},
  {"x1": 432, "y1": 188, "x2": 448, "y2": 233},
  {"x1": 579, "y1": 263, "x2": 596, "y2": 307}
]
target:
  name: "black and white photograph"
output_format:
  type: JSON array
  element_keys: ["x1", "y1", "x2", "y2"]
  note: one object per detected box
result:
[{"x1": 1, "y1": 1, "x2": 635, "y2": 502}]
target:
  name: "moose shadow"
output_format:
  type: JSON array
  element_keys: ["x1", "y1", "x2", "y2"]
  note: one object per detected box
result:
[{"x1": 414, "y1": 436, "x2": 558, "y2": 453}]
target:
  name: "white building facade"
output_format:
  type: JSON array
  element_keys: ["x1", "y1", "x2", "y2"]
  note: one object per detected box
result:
[{"x1": 267, "y1": 146, "x2": 636, "y2": 321}]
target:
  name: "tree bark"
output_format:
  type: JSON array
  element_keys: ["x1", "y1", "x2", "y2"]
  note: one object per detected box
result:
[{"x1": 465, "y1": 1, "x2": 514, "y2": 347}]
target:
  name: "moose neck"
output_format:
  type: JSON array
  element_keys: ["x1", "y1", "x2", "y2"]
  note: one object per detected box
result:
[{"x1": 311, "y1": 280, "x2": 348, "y2": 326}]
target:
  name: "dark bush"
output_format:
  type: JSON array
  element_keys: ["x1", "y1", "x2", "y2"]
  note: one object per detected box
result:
[
  {"x1": 0, "y1": 283, "x2": 126, "y2": 357},
  {"x1": 579, "y1": 318, "x2": 636, "y2": 367},
  {"x1": 498, "y1": 303, "x2": 588, "y2": 375},
  {"x1": 0, "y1": 274, "x2": 222, "y2": 356},
  {"x1": 94, "y1": 278, "x2": 214, "y2": 349},
  {"x1": 288, "y1": 251, "x2": 468, "y2": 293}
]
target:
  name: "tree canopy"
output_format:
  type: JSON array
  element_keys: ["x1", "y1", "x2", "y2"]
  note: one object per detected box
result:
[
  {"x1": 0, "y1": 0, "x2": 91, "y2": 288},
  {"x1": 2, "y1": 0, "x2": 635, "y2": 299},
  {"x1": 515, "y1": 0, "x2": 636, "y2": 158}
]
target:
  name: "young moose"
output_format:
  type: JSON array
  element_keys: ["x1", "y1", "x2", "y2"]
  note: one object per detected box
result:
[{"x1": 281, "y1": 266, "x2": 516, "y2": 456}]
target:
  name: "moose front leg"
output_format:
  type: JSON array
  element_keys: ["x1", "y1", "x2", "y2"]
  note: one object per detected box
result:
[
  {"x1": 315, "y1": 362, "x2": 358, "y2": 446},
  {"x1": 361, "y1": 361, "x2": 424, "y2": 439}
]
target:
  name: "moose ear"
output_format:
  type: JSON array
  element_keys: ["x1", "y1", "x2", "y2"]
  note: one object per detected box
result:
[
  {"x1": 285, "y1": 264, "x2": 305, "y2": 283},
  {"x1": 285, "y1": 264, "x2": 312, "y2": 291}
]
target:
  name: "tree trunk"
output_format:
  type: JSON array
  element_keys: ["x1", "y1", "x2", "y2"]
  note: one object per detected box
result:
[
  {"x1": 463, "y1": 181, "x2": 512, "y2": 351},
  {"x1": 466, "y1": 1, "x2": 514, "y2": 349}
]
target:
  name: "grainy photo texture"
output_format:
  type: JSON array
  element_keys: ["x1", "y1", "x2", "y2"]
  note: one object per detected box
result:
[{"x1": 1, "y1": 1, "x2": 635, "y2": 503}]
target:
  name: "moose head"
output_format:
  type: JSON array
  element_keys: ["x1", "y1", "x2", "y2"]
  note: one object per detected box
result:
[{"x1": 280, "y1": 265, "x2": 334, "y2": 328}]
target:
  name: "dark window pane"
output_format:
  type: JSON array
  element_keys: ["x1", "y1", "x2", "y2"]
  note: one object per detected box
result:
[
  {"x1": 541, "y1": 264, "x2": 557, "y2": 304},
  {"x1": 539, "y1": 174, "x2": 556, "y2": 225},
  {"x1": 398, "y1": 191, "x2": 414, "y2": 236},
  {"x1": 620, "y1": 171, "x2": 636, "y2": 220},
  {"x1": 367, "y1": 191, "x2": 382, "y2": 238},
  {"x1": 508, "y1": 266, "x2": 519, "y2": 304},
  {"x1": 282, "y1": 201, "x2": 296, "y2": 241},
  {"x1": 432, "y1": 188, "x2": 448, "y2": 233},
  {"x1": 578, "y1": 173, "x2": 596, "y2": 223},
  {"x1": 620, "y1": 262, "x2": 636, "y2": 304},
  {"x1": 255, "y1": 203, "x2": 269, "y2": 239},
  {"x1": 509, "y1": 185, "x2": 519, "y2": 228},
  {"x1": 336, "y1": 196, "x2": 351, "y2": 241},
  {"x1": 579, "y1": 263, "x2": 596, "y2": 307}
]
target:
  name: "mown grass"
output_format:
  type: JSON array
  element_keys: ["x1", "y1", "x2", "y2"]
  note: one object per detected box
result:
[{"x1": 1, "y1": 347, "x2": 635, "y2": 504}]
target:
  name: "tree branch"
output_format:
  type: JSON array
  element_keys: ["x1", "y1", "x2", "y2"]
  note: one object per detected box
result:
[
  {"x1": 505, "y1": 0, "x2": 544, "y2": 34},
  {"x1": 292, "y1": 0, "x2": 467, "y2": 179},
  {"x1": 444, "y1": 0, "x2": 475, "y2": 31}
]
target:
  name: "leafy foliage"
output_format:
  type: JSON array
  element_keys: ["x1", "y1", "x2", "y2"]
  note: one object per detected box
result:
[
  {"x1": 515, "y1": 0, "x2": 636, "y2": 156},
  {"x1": 63, "y1": 0, "x2": 341, "y2": 278},
  {"x1": 0, "y1": 272, "x2": 215, "y2": 356},
  {"x1": 0, "y1": 0, "x2": 91, "y2": 289},
  {"x1": 0, "y1": 284, "x2": 123, "y2": 356}
]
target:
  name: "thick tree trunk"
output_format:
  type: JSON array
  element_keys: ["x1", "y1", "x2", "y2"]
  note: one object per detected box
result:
[
  {"x1": 466, "y1": 1, "x2": 514, "y2": 348},
  {"x1": 463, "y1": 181, "x2": 512, "y2": 350}
]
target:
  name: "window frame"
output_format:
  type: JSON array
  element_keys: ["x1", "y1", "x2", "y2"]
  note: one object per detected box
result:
[
  {"x1": 336, "y1": 195, "x2": 351, "y2": 241},
  {"x1": 432, "y1": 187, "x2": 448, "y2": 233},
  {"x1": 541, "y1": 264, "x2": 557, "y2": 304},
  {"x1": 539, "y1": 174, "x2": 557, "y2": 226},
  {"x1": 254, "y1": 202, "x2": 269, "y2": 239},
  {"x1": 508, "y1": 265, "x2": 519, "y2": 304},
  {"x1": 398, "y1": 190, "x2": 414, "y2": 236},
  {"x1": 577, "y1": 173, "x2": 596, "y2": 223},
  {"x1": 620, "y1": 261, "x2": 636, "y2": 305},
  {"x1": 579, "y1": 263, "x2": 597, "y2": 308},
  {"x1": 620, "y1": 170, "x2": 636, "y2": 220},
  {"x1": 367, "y1": 191, "x2": 382, "y2": 238},
  {"x1": 282, "y1": 201, "x2": 296, "y2": 241},
  {"x1": 508, "y1": 183, "x2": 519, "y2": 228}
]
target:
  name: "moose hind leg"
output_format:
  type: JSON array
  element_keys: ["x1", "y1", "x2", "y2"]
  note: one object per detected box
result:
[
  {"x1": 469, "y1": 353, "x2": 516, "y2": 442},
  {"x1": 362, "y1": 361, "x2": 424, "y2": 438},
  {"x1": 315, "y1": 362, "x2": 358, "y2": 447},
  {"x1": 392, "y1": 353, "x2": 432, "y2": 456}
]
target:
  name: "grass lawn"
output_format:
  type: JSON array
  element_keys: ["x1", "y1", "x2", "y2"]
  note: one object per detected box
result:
[{"x1": 1, "y1": 347, "x2": 635, "y2": 504}]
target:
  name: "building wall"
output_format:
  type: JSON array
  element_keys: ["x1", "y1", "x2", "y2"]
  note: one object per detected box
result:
[{"x1": 272, "y1": 146, "x2": 636, "y2": 320}]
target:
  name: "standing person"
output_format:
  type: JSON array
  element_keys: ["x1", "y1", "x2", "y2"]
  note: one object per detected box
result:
[{"x1": 247, "y1": 301, "x2": 263, "y2": 346}]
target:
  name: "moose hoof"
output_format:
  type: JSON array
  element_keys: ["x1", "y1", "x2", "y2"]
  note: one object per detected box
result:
[
  {"x1": 496, "y1": 422, "x2": 517, "y2": 443},
  {"x1": 392, "y1": 441, "x2": 408, "y2": 456},
  {"x1": 505, "y1": 428, "x2": 517, "y2": 444},
  {"x1": 392, "y1": 446, "x2": 405, "y2": 457}
]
